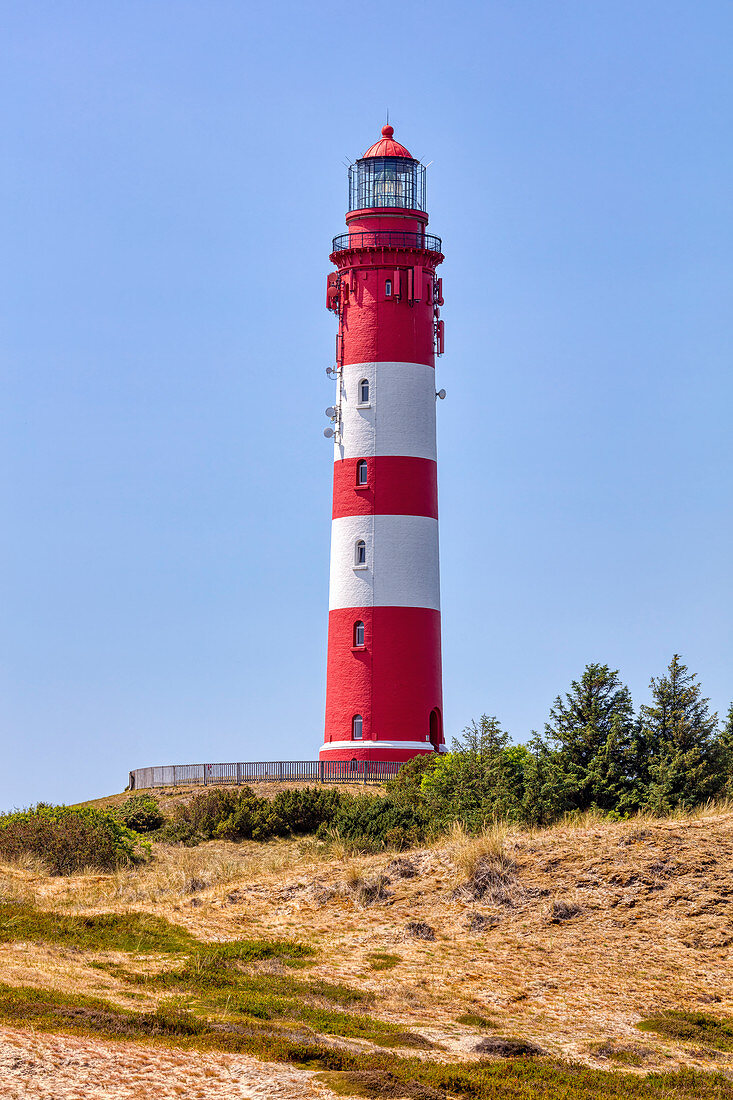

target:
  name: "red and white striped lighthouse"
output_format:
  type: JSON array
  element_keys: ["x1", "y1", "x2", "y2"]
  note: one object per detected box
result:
[{"x1": 320, "y1": 125, "x2": 446, "y2": 763}]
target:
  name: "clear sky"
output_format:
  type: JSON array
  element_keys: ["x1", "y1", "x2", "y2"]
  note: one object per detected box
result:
[{"x1": 1, "y1": 1, "x2": 731, "y2": 809}]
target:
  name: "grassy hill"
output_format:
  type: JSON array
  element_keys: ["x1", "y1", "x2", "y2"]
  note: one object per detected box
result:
[{"x1": 3, "y1": 799, "x2": 733, "y2": 1098}]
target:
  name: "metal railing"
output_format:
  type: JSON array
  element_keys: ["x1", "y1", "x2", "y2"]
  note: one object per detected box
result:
[
  {"x1": 331, "y1": 231, "x2": 442, "y2": 254},
  {"x1": 128, "y1": 759, "x2": 403, "y2": 790}
]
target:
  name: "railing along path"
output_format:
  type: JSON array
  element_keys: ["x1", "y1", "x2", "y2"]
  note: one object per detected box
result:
[{"x1": 129, "y1": 759, "x2": 402, "y2": 790}]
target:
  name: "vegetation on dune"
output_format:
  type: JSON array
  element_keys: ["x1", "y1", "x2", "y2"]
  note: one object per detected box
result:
[
  {"x1": 0, "y1": 900, "x2": 313, "y2": 964},
  {"x1": 638, "y1": 1010, "x2": 733, "y2": 1052},
  {"x1": 158, "y1": 785, "x2": 347, "y2": 845},
  {"x1": 327, "y1": 793, "x2": 427, "y2": 850},
  {"x1": 318, "y1": 1062, "x2": 733, "y2": 1100},
  {"x1": 456, "y1": 1013, "x2": 499, "y2": 1031},
  {"x1": 154, "y1": 783, "x2": 429, "y2": 851},
  {"x1": 0, "y1": 803, "x2": 150, "y2": 873},
  {"x1": 367, "y1": 952, "x2": 402, "y2": 971},
  {"x1": 104, "y1": 941, "x2": 425, "y2": 1047},
  {"x1": 1, "y1": 981, "x2": 732, "y2": 1099},
  {"x1": 387, "y1": 655, "x2": 733, "y2": 829},
  {"x1": 0, "y1": 901, "x2": 201, "y2": 953},
  {"x1": 114, "y1": 794, "x2": 166, "y2": 834}
]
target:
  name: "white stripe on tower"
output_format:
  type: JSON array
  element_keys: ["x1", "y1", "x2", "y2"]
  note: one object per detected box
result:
[
  {"x1": 328, "y1": 514, "x2": 440, "y2": 611},
  {"x1": 335, "y1": 362, "x2": 437, "y2": 462}
]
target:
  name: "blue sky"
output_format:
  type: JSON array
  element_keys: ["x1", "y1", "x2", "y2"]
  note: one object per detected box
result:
[{"x1": 1, "y1": 1, "x2": 731, "y2": 809}]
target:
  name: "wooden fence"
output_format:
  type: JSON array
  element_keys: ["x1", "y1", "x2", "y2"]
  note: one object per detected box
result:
[{"x1": 128, "y1": 759, "x2": 403, "y2": 790}]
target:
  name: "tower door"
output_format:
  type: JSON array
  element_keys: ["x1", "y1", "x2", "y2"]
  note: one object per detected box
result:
[{"x1": 429, "y1": 708, "x2": 442, "y2": 751}]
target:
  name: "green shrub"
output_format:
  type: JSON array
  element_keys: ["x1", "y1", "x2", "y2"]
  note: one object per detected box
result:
[
  {"x1": 158, "y1": 789, "x2": 242, "y2": 844},
  {"x1": 367, "y1": 952, "x2": 401, "y2": 971},
  {"x1": 216, "y1": 786, "x2": 344, "y2": 841},
  {"x1": 323, "y1": 795, "x2": 429, "y2": 851},
  {"x1": 159, "y1": 786, "x2": 345, "y2": 844},
  {"x1": 116, "y1": 795, "x2": 165, "y2": 833},
  {"x1": 0, "y1": 804, "x2": 149, "y2": 874},
  {"x1": 212, "y1": 788, "x2": 271, "y2": 841}
]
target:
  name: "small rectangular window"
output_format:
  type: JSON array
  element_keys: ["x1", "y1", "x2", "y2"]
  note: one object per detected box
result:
[{"x1": 385, "y1": 279, "x2": 392, "y2": 297}]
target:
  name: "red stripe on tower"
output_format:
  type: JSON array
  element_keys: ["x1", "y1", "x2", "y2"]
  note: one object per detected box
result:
[{"x1": 321, "y1": 125, "x2": 446, "y2": 762}]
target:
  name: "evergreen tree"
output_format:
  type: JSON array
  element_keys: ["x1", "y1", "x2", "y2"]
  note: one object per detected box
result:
[
  {"x1": 543, "y1": 663, "x2": 638, "y2": 813},
  {"x1": 639, "y1": 654, "x2": 719, "y2": 812},
  {"x1": 717, "y1": 703, "x2": 733, "y2": 798},
  {"x1": 520, "y1": 731, "x2": 569, "y2": 826}
]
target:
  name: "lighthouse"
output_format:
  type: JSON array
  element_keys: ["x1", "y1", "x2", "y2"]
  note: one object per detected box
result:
[{"x1": 320, "y1": 124, "x2": 446, "y2": 763}]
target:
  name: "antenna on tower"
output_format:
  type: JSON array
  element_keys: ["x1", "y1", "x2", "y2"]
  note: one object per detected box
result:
[{"x1": 386, "y1": 107, "x2": 389, "y2": 124}]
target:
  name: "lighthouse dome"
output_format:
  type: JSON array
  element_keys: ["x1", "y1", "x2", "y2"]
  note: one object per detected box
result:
[{"x1": 362, "y1": 125, "x2": 413, "y2": 159}]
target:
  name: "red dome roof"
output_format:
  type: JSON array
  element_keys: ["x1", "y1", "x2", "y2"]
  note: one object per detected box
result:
[{"x1": 362, "y1": 125, "x2": 413, "y2": 159}]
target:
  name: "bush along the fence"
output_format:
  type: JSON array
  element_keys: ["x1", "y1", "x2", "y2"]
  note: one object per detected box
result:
[
  {"x1": 0, "y1": 805, "x2": 150, "y2": 874},
  {"x1": 154, "y1": 785, "x2": 430, "y2": 850},
  {"x1": 157, "y1": 786, "x2": 348, "y2": 845},
  {"x1": 115, "y1": 795, "x2": 165, "y2": 834}
]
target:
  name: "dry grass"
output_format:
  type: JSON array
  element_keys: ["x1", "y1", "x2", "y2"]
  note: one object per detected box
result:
[
  {"x1": 443, "y1": 822, "x2": 510, "y2": 880},
  {"x1": 4, "y1": 839, "x2": 330, "y2": 912},
  {"x1": 5, "y1": 803, "x2": 733, "y2": 1084}
]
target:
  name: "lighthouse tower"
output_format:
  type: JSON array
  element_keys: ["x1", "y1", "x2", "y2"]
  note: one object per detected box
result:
[{"x1": 320, "y1": 125, "x2": 446, "y2": 763}]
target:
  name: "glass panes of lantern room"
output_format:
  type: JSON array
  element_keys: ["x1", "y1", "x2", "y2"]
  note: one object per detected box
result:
[{"x1": 349, "y1": 157, "x2": 426, "y2": 212}]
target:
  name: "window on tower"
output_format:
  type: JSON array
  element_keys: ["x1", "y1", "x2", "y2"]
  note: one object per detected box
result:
[
  {"x1": 358, "y1": 378, "x2": 370, "y2": 405},
  {"x1": 354, "y1": 539, "x2": 366, "y2": 567},
  {"x1": 352, "y1": 714, "x2": 363, "y2": 740},
  {"x1": 385, "y1": 279, "x2": 392, "y2": 297},
  {"x1": 353, "y1": 620, "x2": 365, "y2": 647},
  {"x1": 356, "y1": 460, "x2": 368, "y2": 486}
]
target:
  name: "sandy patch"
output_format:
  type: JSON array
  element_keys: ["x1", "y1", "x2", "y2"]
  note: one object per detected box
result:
[{"x1": 0, "y1": 1026, "x2": 338, "y2": 1100}]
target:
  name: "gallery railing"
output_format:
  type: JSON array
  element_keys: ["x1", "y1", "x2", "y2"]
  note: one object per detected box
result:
[
  {"x1": 128, "y1": 759, "x2": 403, "y2": 790},
  {"x1": 331, "y1": 231, "x2": 442, "y2": 254}
]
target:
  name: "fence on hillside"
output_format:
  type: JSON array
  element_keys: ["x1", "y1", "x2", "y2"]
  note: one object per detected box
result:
[{"x1": 128, "y1": 759, "x2": 403, "y2": 790}]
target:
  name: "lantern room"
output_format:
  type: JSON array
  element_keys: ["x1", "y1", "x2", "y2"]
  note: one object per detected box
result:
[{"x1": 348, "y1": 125, "x2": 426, "y2": 213}]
